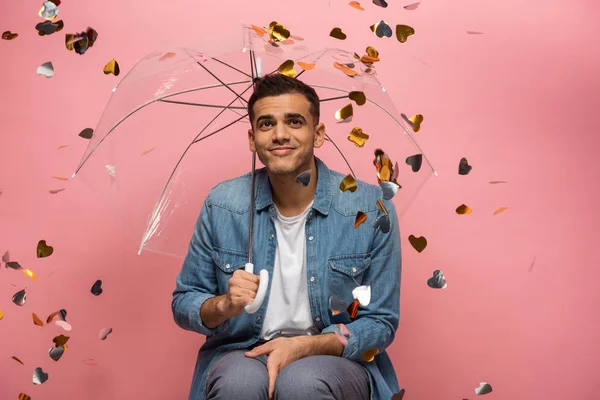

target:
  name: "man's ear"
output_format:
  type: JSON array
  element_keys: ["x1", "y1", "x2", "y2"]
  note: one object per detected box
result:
[
  {"x1": 248, "y1": 128, "x2": 256, "y2": 152},
  {"x1": 313, "y1": 122, "x2": 326, "y2": 148}
]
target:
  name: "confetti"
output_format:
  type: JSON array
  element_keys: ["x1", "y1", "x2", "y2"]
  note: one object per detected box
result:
[
  {"x1": 459, "y1": 158, "x2": 472, "y2": 175},
  {"x1": 380, "y1": 181, "x2": 400, "y2": 201},
  {"x1": 24, "y1": 269, "x2": 38, "y2": 281},
  {"x1": 474, "y1": 382, "x2": 493, "y2": 395},
  {"x1": 347, "y1": 298, "x2": 360, "y2": 319},
  {"x1": 372, "y1": 0, "x2": 388, "y2": 7},
  {"x1": 335, "y1": 104, "x2": 353, "y2": 122},
  {"x1": 348, "y1": 127, "x2": 369, "y2": 147},
  {"x1": 53, "y1": 334, "x2": 69, "y2": 347},
  {"x1": 141, "y1": 148, "x2": 156, "y2": 156},
  {"x1": 427, "y1": 270, "x2": 447, "y2": 289},
  {"x1": 404, "y1": 2, "x2": 419, "y2": 10},
  {"x1": 396, "y1": 25, "x2": 415, "y2": 43},
  {"x1": 392, "y1": 389, "x2": 406, "y2": 399},
  {"x1": 333, "y1": 62, "x2": 357, "y2": 77},
  {"x1": 33, "y1": 367, "x2": 49, "y2": 384},
  {"x1": 159, "y1": 52, "x2": 176, "y2": 60},
  {"x1": 489, "y1": 181, "x2": 507, "y2": 184},
  {"x1": 373, "y1": 149, "x2": 398, "y2": 184},
  {"x1": 49, "y1": 189, "x2": 66, "y2": 194},
  {"x1": 456, "y1": 204, "x2": 472, "y2": 215},
  {"x1": 401, "y1": 113, "x2": 423, "y2": 132},
  {"x1": 37, "y1": 240, "x2": 54, "y2": 258},
  {"x1": 36, "y1": 20, "x2": 63, "y2": 36},
  {"x1": 36, "y1": 61, "x2": 54, "y2": 78},
  {"x1": 352, "y1": 285, "x2": 371, "y2": 306},
  {"x1": 348, "y1": 1, "x2": 364, "y2": 10},
  {"x1": 55, "y1": 320, "x2": 72, "y2": 331},
  {"x1": 1, "y1": 250, "x2": 9, "y2": 263},
  {"x1": 33, "y1": 313, "x2": 44, "y2": 326},
  {"x1": 361, "y1": 348, "x2": 379, "y2": 362},
  {"x1": 405, "y1": 154, "x2": 422, "y2": 172},
  {"x1": 52, "y1": 176, "x2": 69, "y2": 181},
  {"x1": 277, "y1": 59, "x2": 296, "y2": 77},
  {"x1": 372, "y1": 211, "x2": 390, "y2": 233},
  {"x1": 99, "y1": 327, "x2": 113, "y2": 340},
  {"x1": 467, "y1": 31, "x2": 484, "y2": 35},
  {"x1": 65, "y1": 27, "x2": 98, "y2": 55},
  {"x1": 49, "y1": 345, "x2": 65, "y2": 361},
  {"x1": 13, "y1": 356, "x2": 24, "y2": 365},
  {"x1": 6, "y1": 261, "x2": 23, "y2": 270},
  {"x1": 370, "y1": 21, "x2": 393, "y2": 38},
  {"x1": 268, "y1": 21, "x2": 290, "y2": 42},
  {"x1": 103, "y1": 59, "x2": 120, "y2": 76},
  {"x1": 78, "y1": 128, "x2": 94, "y2": 139},
  {"x1": 91, "y1": 279, "x2": 103, "y2": 295},
  {"x1": 12, "y1": 289, "x2": 26, "y2": 306},
  {"x1": 408, "y1": 235, "x2": 427, "y2": 252},
  {"x1": 19, "y1": 393, "x2": 31, "y2": 400},
  {"x1": 354, "y1": 211, "x2": 367, "y2": 228},
  {"x1": 39, "y1": 1, "x2": 60, "y2": 20},
  {"x1": 296, "y1": 170, "x2": 311, "y2": 187},
  {"x1": 297, "y1": 62, "x2": 315, "y2": 71},
  {"x1": 47, "y1": 309, "x2": 67, "y2": 323},
  {"x1": 2, "y1": 31, "x2": 18, "y2": 40},
  {"x1": 330, "y1": 27, "x2": 347, "y2": 40},
  {"x1": 493, "y1": 207, "x2": 508, "y2": 215},
  {"x1": 339, "y1": 174, "x2": 357, "y2": 193},
  {"x1": 349, "y1": 91, "x2": 366, "y2": 106},
  {"x1": 330, "y1": 296, "x2": 350, "y2": 316},
  {"x1": 0, "y1": 309, "x2": 3, "y2": 320}
]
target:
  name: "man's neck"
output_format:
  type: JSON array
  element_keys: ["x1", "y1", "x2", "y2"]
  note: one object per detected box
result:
[{"x1": 267, "y1": 159, "x2": 318, "y2": 217}]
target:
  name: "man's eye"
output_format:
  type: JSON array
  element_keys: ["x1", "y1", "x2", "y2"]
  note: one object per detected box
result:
[
  {"x1": 290, "y1": 119, "x2": 302, "y2": 125},
  {"x1": 260, "y1": 121, "x2": 272, "y2": 127}
]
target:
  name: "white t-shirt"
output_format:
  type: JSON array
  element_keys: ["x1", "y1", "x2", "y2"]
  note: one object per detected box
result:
[{"x1": 259, "y1": 200, "x2": 319, "y2": 340}]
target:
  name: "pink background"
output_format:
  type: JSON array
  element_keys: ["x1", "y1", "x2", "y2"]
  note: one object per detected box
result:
[{"x1": 1, "y1": 0, "x2": 599, "y2": 399}]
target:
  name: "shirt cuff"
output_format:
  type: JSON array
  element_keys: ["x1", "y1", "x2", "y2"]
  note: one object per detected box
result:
[{"x1": 321, "y1": 324, "x2": 358, "y2": 359}]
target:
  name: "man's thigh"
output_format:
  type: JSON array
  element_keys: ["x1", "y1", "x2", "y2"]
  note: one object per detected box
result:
[{"x1": 205, "y1": 350, "x2": 269, "y2": 400}]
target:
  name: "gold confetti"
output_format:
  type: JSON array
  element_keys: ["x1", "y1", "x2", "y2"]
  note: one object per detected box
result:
[
  {"x1": 333, "y1": 62, "x2": 357, "y2": 77},
  {"x1": 58, "y1": 145, "x2": 70, "y2": 149},
  {"x1": 456, "y1": 204, "x2": 472, "y2": 215},
  {"x1": 33, "y1": 313, "x2": 44, "y2": 327},
  {"x1": 459, "y1": 157, "x2": 472, "y2": 175},
  {"x1": 0, "y1": 309, "x2": 3, "y2": 320},
  {"x1": 19, "y1": 393, "x2": 31, "y2": 400},
  {"x1": 2, "y1": 31, "x2": 18, "y2": 40},
  {"x1": 159, "y1": 52, "x2": 176, "y2": 60},
  {"x1": 360, "y1": 54, "x2": 379, "y2": 64},
  {"x1": 349, "y1": 91, "x2": 366, "y2": 106},
  {"x1": 361, "y1": 348, "x2": 379, "y2": 362},
  {"x1": 103, "y1": 59, "x2": 120, "y2": 76},
  {"x1": 141, "y1": 148, "x2": 155, "y2": 156},
  {"x1": 373, "y1": 149, "x2": 396, "y2": 183},
  {"x1": 402, "y1": 113, "x2": 423, "y2": 132},
  {"x1": 408, "y1": 235, "x2": 427, "y2": 253},
  {"x1": 348, "y1": 1, "x2": 364, "y2": 10},
  {"x1": 340, "y1": 174, "x2": 357, "y2": 193},
  {"x1": 52, "y1": 176, "x2": 69, "y2": 181},
  {"x1": 37, "y1": 240, "x2": 54, "y2": 258},
  {"x1": 65, "y1": 27, "x2": 98, "y2": 54},
  {"x1": 268, "y1": 21, "x2": 290, "y2": 42},
  {"x1": 53, "y1": 334, "x2": 70, "y2": 347},
  {"x1": 24, "y1": 269, "x2": 38, "y2": 281},
  {"x1": 335, "y1": 104, "x2": 353, "y2": 122},
  {"x1": 330, "y1": 27, "x2": 347, "y2": 40},
  {"x1": 493, "y1": 207, "x2": 508, "y2": 215},
  {"x1": 376, "y1": 199, "x2": 388, "y2": 215},
  {"x1": 348, "y1": 127, "x2": 369, "y2": 147},
  {"x1": 354, "y1": 211, "x2": 367, "y2": 228},
  {"x1": 251, "y1": 25, "x2": 267, "y2": 36},
  {"x1": 277, "y1": 59, "x2": 296, "y2": 77},
  {"x1": 297, "y1": 61, "x2": 315, "y2": 70},
  {"x1": 49, "y1": 189, "x2": 66, "y2": 194},
  {"x1": 396, "y1": 25, "x2": 415, "y2": 43},
  {"x1": 347, "y1": 298, "x2": 360, "y2": 319},
  {"x1": 12, "y1": 356, "x2": 24, "y2": 365}
]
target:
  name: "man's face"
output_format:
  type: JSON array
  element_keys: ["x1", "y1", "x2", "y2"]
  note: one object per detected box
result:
[{"x1": 248, "y1": 93, "x2": 325, "y2": 177}]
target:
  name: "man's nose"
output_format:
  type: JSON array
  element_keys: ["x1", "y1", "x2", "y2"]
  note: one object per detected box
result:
[{"x1": 272, "y1": 122, "x2": 290, "y2": 143}]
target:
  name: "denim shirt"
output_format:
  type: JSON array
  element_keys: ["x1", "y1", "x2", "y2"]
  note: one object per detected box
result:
[{"x1": 172, "y1": 156, "x2": 402, "y2": 400}]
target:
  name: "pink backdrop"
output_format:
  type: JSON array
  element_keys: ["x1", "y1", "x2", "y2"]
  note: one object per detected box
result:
[{"x1": 1, "y1": 0, "x2": 599, "y2": 399}]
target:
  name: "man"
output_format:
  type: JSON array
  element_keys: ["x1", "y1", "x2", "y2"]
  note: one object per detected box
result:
[{"x1": 172, "y1": 73, "x2": 401, "y2": 400}]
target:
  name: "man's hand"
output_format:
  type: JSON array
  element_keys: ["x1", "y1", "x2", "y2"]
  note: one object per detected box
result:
[
  {"x1": 244, "y1": 337, "x2": 306, "y2": 400},
  {"x1": 219, "y1": 269, "x2": 261, "y2": 318}
]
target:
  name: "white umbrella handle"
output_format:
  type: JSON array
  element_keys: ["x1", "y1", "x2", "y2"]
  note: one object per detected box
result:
[{"x1": 244, "y1": 262, "x2": 268, "y2": 314}]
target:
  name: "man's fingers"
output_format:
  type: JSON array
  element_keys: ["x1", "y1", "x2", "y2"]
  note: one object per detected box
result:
[{"x1": 267, "y1": 363, "x2": 279, "y2": 400}]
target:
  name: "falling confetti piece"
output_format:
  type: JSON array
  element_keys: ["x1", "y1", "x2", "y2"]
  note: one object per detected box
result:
[
  {"x1": 352, "y1": 285, "x2": 371, "y2": 306},
  {"x1": 141, "y1": 147, "x2": 155, "y2": 156},
  {"x1": 13, "y1": 356, "x2": 24, "y2": 365},
  {"x1": 340, "y1": 174, "x2": 357, "y2": 193},
  {"x1": 91, "y1": 279, "x2": 103, "y2": 295},
  {"x1": 456, "y1": 204, "x2": 472, "y2": 215},
  {"x1": 396, "y1": 25, "x2": 415, "y2": 43},
  {"x1": 268, "y1": 21, "x2": 291, "y2": 42},
  {"x1": 99, "y1": 327, "x2": 113, "y2": 340},
  {"x1": 58, "y1": 145, "x2": 70, "y2": 149},
  {"x1": 347, "y1": 298, "x2": 360, "y2": 319},
  {"x1": 53, "y1": 334, "x2": 69, "y2": 347},
  {"x1": 24, "y1": 269, "x2": 38, "y2": 281},
  {"x1": 65, "y1": 26, "x2": 98, "y2": 55},
  {"x1": 1, "y1": 250, "x2": 8, "y2": 263},
  {"x1": 103, "y1": 59, "x2": 120, "y2": 76},
  {"x1": 392, "y1": 389, "x2": 406, "y2": 399},
  {"x1": 251, "y1": 25, "x2": 267, "y2": 36},
  {"x1": 330, "y1": 296, "x2": 349, "y2": 316},
  {"x1": 297, "y1": 61, "x2": 314, "y2": 71},
  {"x1": 405, "y1": 154, "x2": 422, "y2": 172},
  {"x1": 372, "y1": 0, "x2": 388, "y2": 7},
  {"x1": 330, "y1": 27, "x2": 347, "y2": 40},
  {"x1": 52, "y1": 176, "x2": 69, "y2": 181},
  {"x1": 159, "y1": 52, "x2": 176, "y2": 60},
  {"x1": 489, "y1": 181, "x2": 507, "y2": 184},
  {"x1": 349, "y1": 1, "x2": 364, "y2": 10},
  {"x1": 55, "y1": 320, "x2": 72, "y2": 331},
  {"x1": 370, "y1": 21, "x2": 393, "y2": 38},
  {"x1": 401, "y1": 113, "x2": 423, "y2": 132},
  {"x1": 2, "y1": 31, "x2": 18, "y2": 40},
  {"x1": 36, "y1": 20, "x2": 63, "y2": 36},
  {"x1": 349, "y1": 91, "x2": 366, "y2": 106},
  {"x1": 372, "y1": 213, "x2": 390, "y2": 233},
  {"x1": 6, "y1": 261, "x2": 23, "y2": 270},
  {"x1": 373, "y1": 149, "x2": 397, "y2": 183},
  {"x1": 33, "y1": 313, "x2": 44, "y2": 326},
  {"x1": 39, "y1": 1, "x2": 60, "y2": 20},
  {"x1": 467, "y1": 31, "x2": 484, "y2": 35},
  {"x1": 493, "y1": 207, "x2": 508, "y2": 215},
  {"x1": 408, "y1": 235, "x2": 427, "y2": 252},
  {"x1": 37, "y1": 61, "x2": 54, "y2": 78},
  {"x1": 427, "y1": 270, "x2": 447, "y2": 289},
  {"x1": 404, "y1": 2, "x2": 419, "y2": 9},
  {"x1": 19, "y1": 393, "x2": 31, "y2": 400},
  {"x1": 49, "y1": 345, "x2": 65, "y2": 361},
  {"x1": 296, "y1": 170, "x2": 311, "y2": 187},
  {"x1": 0, "y1": 309, "x2": 3, "y2": 320},
  {"x1": 474, "y1": 382, "x2": 493, "y2": 395},
  {"x1": 335, "y1": 104, "x2": 353, "y2": 122},
  {"x1": 33, "y1": 367, "x2": 48, "y2": 384},
  {"x1": 49, "y1": 189, "x2": 66, "y2": 194},
  {"x1": 333, "y1": 62, "x2": 358, "y2": 77},
  {"x1": 47, "y1": 309, "x2": 67, "y2": 323},
  {"x1": 380, "y1": 181, "x2": 400, "y2": 201},
  {"x1": 12, "y1": 289, "x2": 26, "y2": 306},
  {"x1": 277, "y1": 59, "x2": 296, "y2": 77},
  {"x1": 348, "y1": 127, "x2": 369, "y2": 147},
  {"x1": 459, "y1": 158, "x2": 472, "y2": 175},
  {"x1": 78, "y1": 128, "x2": 94, "y2": 139},
  {"x1": 37, "y1": 240, "x2": 54, "y2": 258},
  {"x1": 354, "y1": 211, "x2": 367, "y2": 228},
  {"x1": 361, "y1": 348, "x2": 379, "y2": 362}
]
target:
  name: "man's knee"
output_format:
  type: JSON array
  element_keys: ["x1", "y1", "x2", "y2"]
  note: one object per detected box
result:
[
  {"x1": 274, "y1": 359, "x2": 329, "y2": 397},
  {"x1": 205, "y1": 351, "x2": 269, "y2": 399}
]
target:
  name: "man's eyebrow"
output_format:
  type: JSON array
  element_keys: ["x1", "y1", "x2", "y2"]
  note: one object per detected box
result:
[
  {"x1": 284, "y1": 113, "x2": 307, "y2": 122},
  {"x1": 256, "y1": 114, "x2": 274, "y2": 124}
]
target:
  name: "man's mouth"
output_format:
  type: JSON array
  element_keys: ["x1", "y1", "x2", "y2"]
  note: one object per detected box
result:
[{"x1": 270, "y1": 147, "x2": 296, "y2": 155}]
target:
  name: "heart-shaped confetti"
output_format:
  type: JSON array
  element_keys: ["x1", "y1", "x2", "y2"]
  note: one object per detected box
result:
[
  {"x1": 296, "y1": 170, "x2": 311, "y2": 187},
  {"x1": 401, "y1": 113, "x2": 423, "y2": 132},
  {"x1": 347, "y1": 298, "x2": 360, "y2": 319},
  {"x1": 427, "y1": 270, "x2": 447, "y2": 289},
  {"x1": 339, "y1": 174, "x2": 357, "y2": 193},
  {"x1": 24, "y1": 269, "x2": 38, "y2": 281},
  {"x1": 456, "y1": 204, "x2": 472, "y2": 215},
  {"x1": 372, "y1": 214, "x2": 390, "y2": 233},
  {"x1": 78, "y1": 128, "x2": 94, "y2": 139},
  {"x1": 392, "y1": 389, "x2": 406, "y2": 399},
  {"x1": 330, "y1": 296, "x2": 351, "y2": 316},
  {"x1": 493, "y1": 207, "x2": 508, "y2": 215},
  {"x1": 103, "y1": 59, "x2": 120, "y2": 76},
  {"x1": 474, "y1": 382, "x2": 493, "y2": 395},
  {"x1": 65, "y1": 27, "x2": 98, "y2": 55},
  {"x1": 91, "y1": 279, "x2": 103, "y2": 295},
  {"x1": 406, "y1": 154, "x2": 422, "y2": 172},
  {"x1": 404, "y1": 2, "x2": 419, "y2": 10},
  {"x1": 361, "y1": 348, "x2": 379, "y2": 362},
  {"x1": 335, "y1": 104, "x2": 354, "y2": 122},
  {"x1": 33, "y1": 367, "x2": 49, "y2": 384},
  {"x1": 53, "y1": 334, "x2": 69, "y2": 347},
  {"x1": 330, "y1": 27, "x2": 347, "y2": 40},
  {"x1": 277, "y1": 59, "x2": 296, "y2": 77},
  {"x1": 348, "y1": 127, "x2": 369, "y2": 147},
  {"x1": 36, "y1": 20, "x2": 63, "y2": 36},
  {"x1": 39, "y1": 1, "x2": 60, "y2": 20},
  {"x1": 37, "y1": 240, "x2": 54, "y2": 258},
  {"x1": 268, "y1": 21, "x2": 290, "y2": 42},
  {"x1": 373, "y1": 149, "x2": 397, "y2": 183},
  {"x1": 408, "y1": 235, "x2": 427, "y2": 252},
  {"x1": 49, "y1": 345, "x2": 65, "y2": 361},
  {"x1": 37, "y1": 61, "x2": 54, "y2": 78},
  {"x1": 380, "y1": 181, "x2": 400, "y2": 200},
  {"x1": 352, "y1": 285, "x2": 371, "y2": 306},
  {"x1": 348, "y1": 1, "x2": 364, "y2": 10},
  {"x1": 2, "y1": 31, "x2": 18, "y2": 40},
  {"x1": 6, "y1": 261, "x2": 23, "y2": 270},
  {"x1": 55, "y1": 320, "x2": 72, "y2": 331},
  {"x1": 396, "y1": 25, "x2": 415, "y2": 43},
  {"x1": 354, "y1": 211, "x2": 367, "y2": 228},
  {"x1": 459, "y1": 158, "x2": 472, "y2": 175},
  {"x1": 18, "y1": 393, "x2": 31, "y2": 400},
  {"x1": 99, "y1": 327, "x2": 113, "y2": 340},
  {"x1": 371, "y1": 21, "x2": 393, "y2": 38},
  {"x1": 372, "y1": 0, "x2": 387, "y2": 7},
  {"x1": 33, "y1": 313, "x2": 44, "y2": 327},
  {"x1": 12, "y1": 289, "x2": 26, "y2": 306},
  {"x1": 349, "y1": 91, "x2": 366, "y2": 106}
]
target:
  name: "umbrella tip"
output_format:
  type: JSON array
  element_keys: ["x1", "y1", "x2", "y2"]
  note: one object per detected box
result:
[{"x1": 70, "y1": 172, "x2": 76, "y2": 179}]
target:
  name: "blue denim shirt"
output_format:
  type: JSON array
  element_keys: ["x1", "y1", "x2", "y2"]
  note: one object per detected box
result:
[{"x1": 172, "y1": 156, "x2": 401, "y2": 400}]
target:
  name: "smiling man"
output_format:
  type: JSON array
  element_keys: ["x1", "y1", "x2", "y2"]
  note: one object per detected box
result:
[{"x1": 172, "y1": 73, "x2": 402, "y2": 400}]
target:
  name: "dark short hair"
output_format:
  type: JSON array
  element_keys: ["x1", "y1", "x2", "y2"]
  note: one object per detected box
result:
[{"x1": 247, "y1": 73, "x2": 320, "y2": 127}]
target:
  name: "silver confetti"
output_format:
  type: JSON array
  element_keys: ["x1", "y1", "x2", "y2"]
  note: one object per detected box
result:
[
  {"x1": 372, "y1": 215, "x2": 390, "y2": 233},
  {"x1": 33, "y1": 367, "x2": 49, "y2": 384},
  {"x1": 296, "y1": 170, "x2": 311, "y2": 186},
  {"x1": 379, "y1": 181, "x2": 399, "y2": 200},
  {"x1": 427, "y1": 270, "x2": 447, "y2": 289},
  {"x1": 474, "y1": 382, "x2": 493, "y2": 395},
  {"x1": 12, "y1": 289, "x2": 26, "y2": 306},
  {"x1": 49, "y1": 346, "x2": 65, "y2": 361}
]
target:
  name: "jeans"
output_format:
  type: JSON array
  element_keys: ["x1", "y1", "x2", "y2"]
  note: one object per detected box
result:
[{"x1": 204, "y1": 344, "x2": 371, "y2": 400}]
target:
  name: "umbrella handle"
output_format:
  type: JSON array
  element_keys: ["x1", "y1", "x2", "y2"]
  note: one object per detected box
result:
[{"x1": 244, "y1": 262, "x2": 269, "y2": 314}]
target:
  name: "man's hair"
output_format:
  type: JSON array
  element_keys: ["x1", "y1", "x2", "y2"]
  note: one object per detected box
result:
[{"x1": 247, "y1": 73, "x2": 320, "y2": 127}]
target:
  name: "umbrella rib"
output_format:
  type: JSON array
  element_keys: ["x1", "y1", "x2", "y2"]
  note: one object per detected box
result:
[
  {"x1": 324, "y1": 134, "x2": 356, "y2": 179},
  {"x1": 191, "y1": 113, "x2": 248, "y2": 144},
  {"x1": 158, "y1": 99, "x2": 247, "y2": 109},
  {"x1": 212, "y1": 58, "x2": 253, "y2": 78},
  {"x1": 319, "y1": 95, "x2": 348, "y2": 103},
  {"x1": 196, "y1": 60, "x2": 249, "y2": 105}
]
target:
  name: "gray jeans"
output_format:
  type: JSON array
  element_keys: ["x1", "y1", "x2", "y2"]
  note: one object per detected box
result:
[{"x1": 205, "y1": 346, "x2": 370, "y2": 400}]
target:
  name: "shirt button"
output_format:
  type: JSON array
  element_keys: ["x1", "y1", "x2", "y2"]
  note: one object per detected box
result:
[
  {"x1": 226, "y1": 264, "x2": 231, "y2": 269},
  {"x1": 308, "y1": 236, "x2": 314, "y2": 241},
  {"x1": 315, "y1": 317, "x2": 321, "y2": 322},
  {"x1": 310, "y1": 276, "x2": 315, "y2": 282},
  {"x1": 270, "y1": 234, "x2": 274, "y2": 239},
  {"x1": 351, "y1": 267, "x2": 357, "y2": 273},
  {"x1": 256, "y1": 316, "x2": 261, "y2": 321}
]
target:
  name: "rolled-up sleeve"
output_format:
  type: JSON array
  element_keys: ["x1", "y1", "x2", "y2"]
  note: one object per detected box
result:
[
  {"x1": 172, "y1": 198, "x2": 228, "y2": 337},
  {"x1": 321, "y1": 198, "x2": 401, "y2": 361}
]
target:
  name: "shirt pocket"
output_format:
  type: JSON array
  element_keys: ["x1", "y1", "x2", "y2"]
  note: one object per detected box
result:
[
  {"x1": 211, "y1": 247, "x2": 248, "y2": 294},
  {"x1": 326, "y1": 253, "x2": 372, "y2": 316}
]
